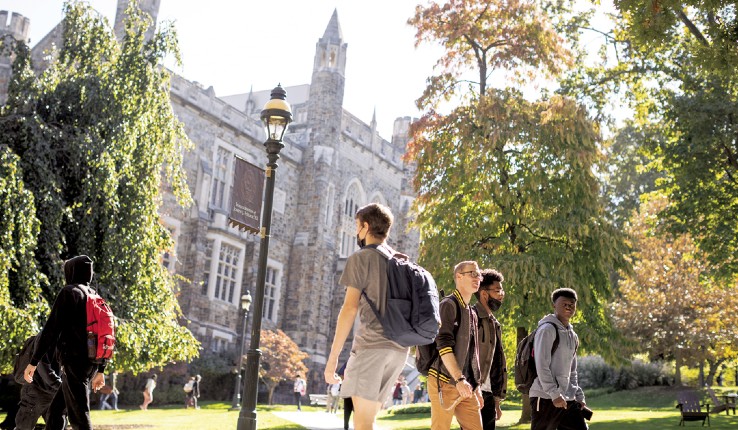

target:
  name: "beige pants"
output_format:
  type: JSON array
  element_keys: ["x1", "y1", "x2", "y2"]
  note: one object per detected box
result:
[{"x1": 428, "y1": 377, "x2": 482, "y2": 430}]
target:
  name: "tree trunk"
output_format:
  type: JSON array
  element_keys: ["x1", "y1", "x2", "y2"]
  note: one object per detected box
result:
[
  {"x1": 267, "y1": 385, "x2": 275, "y2": 405},
  {"x1": 674, "y1": 349, "x2": 682, "y2": 386},
  {"x1": 698, "y1": 361, "x2": 704, "y2": 387},
  {"x1": 517, "y1": 326, "x2": 532, "y2": 424}
]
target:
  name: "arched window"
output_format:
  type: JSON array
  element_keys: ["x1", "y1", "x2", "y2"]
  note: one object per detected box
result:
[{"x1": 340, "y1": 180, "x2": 365, "y2": 257}]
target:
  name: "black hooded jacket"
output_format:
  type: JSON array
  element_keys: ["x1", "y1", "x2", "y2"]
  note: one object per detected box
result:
[{"x1": 31, "y1": 255, "x2": 104, "y2": 372}]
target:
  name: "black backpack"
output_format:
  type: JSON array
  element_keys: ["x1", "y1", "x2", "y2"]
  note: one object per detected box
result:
[
  {"x1": 362, "y1": 245, "x2": 441, "y2": 347},
  {"x1": 415, "y1": 295, "x2": 460, "y2": 376},
  {"x1": 514, "y1": 321, "x2": 568, "y2": 394}
]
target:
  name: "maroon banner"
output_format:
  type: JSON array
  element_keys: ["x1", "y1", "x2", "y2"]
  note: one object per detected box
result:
[{"x1": 229, "y1": 156, "x2": 264, "y2": 234}]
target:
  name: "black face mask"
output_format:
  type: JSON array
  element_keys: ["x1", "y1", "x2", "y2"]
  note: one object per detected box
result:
[
  {"x1": 487, "y1": 297, "x2": 502, "y2": 312},
  {"x1": 356, "y1": 233, "x2": 366, "y2": 249}
]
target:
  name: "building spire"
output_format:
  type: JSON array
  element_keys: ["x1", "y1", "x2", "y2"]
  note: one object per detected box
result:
[{"x1": 321, "y1": 9, "x2": 342, "y2": 44}]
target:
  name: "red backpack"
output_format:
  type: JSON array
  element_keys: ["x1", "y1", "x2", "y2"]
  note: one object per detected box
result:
[{"x1": 82, "y1": 286, "x2": 116, "y2": 361}]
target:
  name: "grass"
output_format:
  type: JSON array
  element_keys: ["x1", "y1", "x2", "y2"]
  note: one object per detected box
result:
[{"x1": 1, "y1": 386, "x2": 736, "y2": 429}]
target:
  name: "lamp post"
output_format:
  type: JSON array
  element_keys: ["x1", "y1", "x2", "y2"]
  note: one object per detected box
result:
[
  {"x1": 230, "y1": 290, "x2": 252, "y2": 410},
  {"x1": 238, "y1": 84, "x2": 292, "y2": 430}
]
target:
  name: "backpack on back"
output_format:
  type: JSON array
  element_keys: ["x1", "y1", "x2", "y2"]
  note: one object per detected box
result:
[
  {"x1": 184, "y1": 380, "x2": 195, "y2": 393},
  {"x1": 81, "y1": 285, "x2": 116, "y2": 361},
  {"x1": 513, "y1": 322, "x2": 560, "y2": 394},
  {"x1": 363, "y1": 245, "x2": 441, "y2": 347},
  {"x1": 415, "y1": 295, "x2": 459, "y2": 376}
]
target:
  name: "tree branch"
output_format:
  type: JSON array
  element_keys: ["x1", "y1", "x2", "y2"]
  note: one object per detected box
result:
[{"x1": 677, "y1": 10, "x2": 710, "y2": 47}]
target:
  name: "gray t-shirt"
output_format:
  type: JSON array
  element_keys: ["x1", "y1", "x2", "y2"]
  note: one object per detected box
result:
[{"x1": 339, "y1": 247, "x2": 406, "y2": 352}]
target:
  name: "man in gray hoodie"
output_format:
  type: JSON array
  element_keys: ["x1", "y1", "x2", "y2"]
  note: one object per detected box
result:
[{"x1": 529, "y1": 288, "x2": 587, "y2": 430}]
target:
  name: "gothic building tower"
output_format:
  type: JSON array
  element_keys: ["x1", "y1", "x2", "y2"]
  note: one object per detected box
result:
[{"x1": 281, "y1": 9, "x2": 348, "y2": 384}]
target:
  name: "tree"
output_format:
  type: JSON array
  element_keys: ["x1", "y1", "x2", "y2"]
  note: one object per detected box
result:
[
  {"x1": 258, "y1": 329, "x2": 309, "y2": 405},
  {"x1": 612, "y1": 194, "x2": 738, "y2": 385},
  {"x1": 408, "y1": 0, "x2": 627, "y2": 421},
  {"x1": 0, "y1": 146, "x2": 49, "y2": 372},
  {"x1": 572, "y1": 1, "x2": 738, "y2": 276},
  {"x1": 0, "y1": 1, "x2": 198, "y2": 373}
]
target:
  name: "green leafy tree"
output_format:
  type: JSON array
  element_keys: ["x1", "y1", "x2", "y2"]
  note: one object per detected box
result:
[
  {"x1": 0, "y1": 1, "x2": 198, "y2": 373},
  {"x1": 0, "y1": 146, "x2": 49, "y2": 372},
  {"x1": 569, "y1": 1, "x2": 738, "y2": 276},
  {"x1": 613, "y1": 194, "x2": 738, "y2": 385},
  {"x1": 408, "y1": 0, "x2": 627, "y2": 421},
  {"x1": 259, "y1": 330, "x2": 309, "y2": 405}
]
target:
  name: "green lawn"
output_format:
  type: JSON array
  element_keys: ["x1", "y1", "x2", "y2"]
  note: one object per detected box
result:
[{"x1": 1, "y1": 386, "x2": 736, "y2": 429}]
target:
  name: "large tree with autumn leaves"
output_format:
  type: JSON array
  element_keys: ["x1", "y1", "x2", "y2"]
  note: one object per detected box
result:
[
  {"x1": 407, "y1": 1, "x2": 627, "y2": 421},
  {"x1": 612, "y1": 194, "x2": 738, "y2": 386}
]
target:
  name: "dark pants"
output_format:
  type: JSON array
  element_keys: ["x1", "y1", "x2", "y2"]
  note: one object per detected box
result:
[
  {"x1": 14, "y1": 383, "x2": 66, "y2": 430},
  {"x1": 530, "y1": 398, "x2": 588, "y2": 430},
  {"x1": 479, "y1": 391, "x2": 497, "y2": 430},
  {"x1": 343, "y1": 397, "x2": 353, "y2": 430},
  {"x1": 294, "y1": 392, "x2": 302, "y2": 410},
  {"x1": 59, "y1": 362, "x2": 97, "y2": 430}
]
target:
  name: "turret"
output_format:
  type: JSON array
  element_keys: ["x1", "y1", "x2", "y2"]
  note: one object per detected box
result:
[{"x1": 114, "y1": 0, "x2": 161, "y2": 42}]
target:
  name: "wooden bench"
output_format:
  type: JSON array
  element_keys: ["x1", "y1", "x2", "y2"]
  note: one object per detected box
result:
[{"x1": 309, "y1": 394, "x2": 327, "y2": 406}]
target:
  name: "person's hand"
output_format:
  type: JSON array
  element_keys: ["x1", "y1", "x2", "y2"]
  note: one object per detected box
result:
[
  {"x1": 23, "y1": 364, "x2": 37, "y2": 383},
  {"x1": 324, "y1": 357, "x2": 340, "y2": 384},
  {"x1": 552, "y1": 394, "x2": 567, "y2": 408},
  {"x1": 455, "y1": 379, "x2": 473, "y2": 399},
  {"x1": 91, "y1": 373, "x2": 105, "y2": 393},
  {"x1": 475, "y1": 389, "x2": 484, "y2": 409},
  {"x1": 495, "y1": 401, "x2": 503, "y2": 420}
]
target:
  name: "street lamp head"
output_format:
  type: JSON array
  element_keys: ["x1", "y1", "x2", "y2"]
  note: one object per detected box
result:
[
  {"x1": 260, "y1": 84, "x2": 293, "y2": 142},
  {"x1": 241, "y1": 291, "x2": 252, "y2": 312}
]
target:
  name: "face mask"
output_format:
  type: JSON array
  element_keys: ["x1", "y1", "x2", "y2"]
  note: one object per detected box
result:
[
  {"x1": 356, "y1": 224, "x2": 367, "y2": 248},
  {"x1": 486, "y1": 297, "x2": 502, "y2": 312}
]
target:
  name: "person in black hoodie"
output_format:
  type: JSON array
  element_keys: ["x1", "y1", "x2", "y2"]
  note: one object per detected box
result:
[
  {"x1": 23, "y1": 255, "x2": 106, "y2": 430},
  {"x1": 14, "y1": 335, "x2": 67, "y2": 430}
]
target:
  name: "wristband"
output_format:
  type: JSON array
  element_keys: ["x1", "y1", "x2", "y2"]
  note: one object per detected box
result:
[{"x1": 454, "y1": 376, "x2": 466, "y2": 384}]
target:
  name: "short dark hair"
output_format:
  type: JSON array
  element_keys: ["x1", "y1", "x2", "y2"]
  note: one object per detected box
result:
[
  {"x1": 355, "y1": 203, "x2": 393, "y2": 240},
  {"x1": 551, "y1": 288, "x2": 578, "y2": 304},
  {"x1": 475, "y1": 269, "x2": 504, "y2": 300}
]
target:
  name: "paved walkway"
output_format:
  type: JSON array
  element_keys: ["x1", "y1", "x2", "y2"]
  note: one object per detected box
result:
[{"x1": 272, "y1": 411, "x2": 351, "y2": 430}]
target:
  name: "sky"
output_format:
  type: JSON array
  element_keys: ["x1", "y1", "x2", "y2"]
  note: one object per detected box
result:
[{"x1": 1, "y1": 0, "x2": 447, "y2": 138}]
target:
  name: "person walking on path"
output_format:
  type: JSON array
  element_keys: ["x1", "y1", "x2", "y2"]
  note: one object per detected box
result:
[
  {"x1": 15, "y1": 337, "x2": 66, "y2": 430},
  {"x1": 324, "y1": 203, "x2": 409, "y2": 430},
  {"x1": 140, "y1": 374, "x2": 157, "y2": 411},
  {"x1": 529, "y1": 288, "x2": 587, "y2": 430},
  {"x1": 474, "y1": 269, "x2": 507, "y2": 429},
  {"x1": 23, "y1": 255, "x2": 106, "y2": 430},
  {"x1": 294, "y1": 373, "x2": 306, "y2": 411},
  {"x1": 428, "y1": 261, "x2": 483, "y2": 430}
]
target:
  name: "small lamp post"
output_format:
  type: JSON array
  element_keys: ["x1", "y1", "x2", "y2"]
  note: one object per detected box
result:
[
  {"x1": 230, "y1": 290, "x2": 252, "y2": 410},
  {"x1": 237, "y1": 85, "x2": 292, "y2": 430}
]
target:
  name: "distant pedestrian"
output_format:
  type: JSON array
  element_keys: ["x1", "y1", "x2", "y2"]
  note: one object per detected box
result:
[
  {"x1": 401, "y1": 380, "x2": 411, "y2": 405},
  {"x1": 99, "y1": 371, "x2": 119, "y2": 411},
  {"x1": 392, "y1": 378, "x2": 403, "y2": 406},
  {"x1": 413, "y1": 383, "x2": 424, "y2": 404},
  {"x1": 189, "y1": 375, "x2": 201, "y2": 409},
  {"x1": 293, "y1": 373, "x2": 306, "y2": 411},
  {"x1": 140, "y1": 374, "x2": 157, "y2": 411}
]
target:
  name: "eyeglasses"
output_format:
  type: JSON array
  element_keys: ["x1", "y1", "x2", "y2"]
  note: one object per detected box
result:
[{"x1": 460, "y1": 270, "x2": 483, "y2": 279}]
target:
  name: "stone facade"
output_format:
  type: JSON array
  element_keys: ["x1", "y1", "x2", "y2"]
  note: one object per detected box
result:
[{"x1": 1, "y1": 3, "x2": 419, "y2": 395}]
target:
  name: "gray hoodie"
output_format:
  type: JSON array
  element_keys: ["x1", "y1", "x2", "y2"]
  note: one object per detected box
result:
[{"x1": 528, "y1": 314, "x2": 584, "y2": 403}]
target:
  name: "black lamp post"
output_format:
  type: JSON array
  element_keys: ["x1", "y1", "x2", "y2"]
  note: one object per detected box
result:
[
  {"x1": 230, "y1": 290, "x2": 252, "y2": 410},
  {"x1": 237, "y1": 84, "x2": 292, "y2": 430}
]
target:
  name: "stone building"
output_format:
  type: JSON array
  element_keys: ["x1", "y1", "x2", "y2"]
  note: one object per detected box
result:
[{"x1": 1, "y1": 2, "x2": 419, "y2": 394}]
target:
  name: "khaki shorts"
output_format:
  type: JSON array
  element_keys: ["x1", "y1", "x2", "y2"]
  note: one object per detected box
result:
[{"x1": 340, "y1": 348, "x2": 408, "y2": 403}]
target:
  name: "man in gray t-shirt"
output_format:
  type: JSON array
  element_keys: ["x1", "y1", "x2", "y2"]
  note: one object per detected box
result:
[{"x1": 324, "y1": 203, "x2": 409, "y2": 430}]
